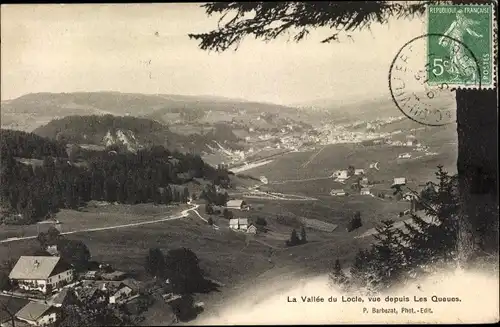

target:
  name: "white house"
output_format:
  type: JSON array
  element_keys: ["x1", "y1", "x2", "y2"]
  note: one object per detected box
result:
[
  {"x1": 330, "y1": 189, "x2": 346, "y2": 196},
  {"x1": 392, "y1": 177, "x2": 407, "y2": 186},
  {"x1": 9, "y1": 256, "x2": 74, "y2": 294},
  {"x1": 109, "y1": 284, "x2": 135, "y2": 304},
  {"x1": 246, "y1": 224, "x2": 257, "y2": 235},
  {"x1": 332, "y1": 170, "x2": 349, "y2": 180},
  {"x1": 354, "y1": 169, "x2": 365, "y2": 176},
  {"x1": 398, "y1": 153, "x2": 412, "y2": 159},
  {"x1": 229, "y1": 218, "x2": 249, "y2": 231},
  {"x1": 402, "y1": 192, "x2": 416, "y2": 201},
  {"x1": 226, "y1": 199, "x2": 250, "y2": 211},
  {"x1": 360, "y1": 188, "x2": 371, "y2": 195},
  {"x1": 15, "y1": 302, "x2": 57, "y2": 326}
]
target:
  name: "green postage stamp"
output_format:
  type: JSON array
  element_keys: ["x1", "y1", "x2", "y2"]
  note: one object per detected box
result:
[{"x1": 427, "y1": 4, "x2": 495, "y2": 88}]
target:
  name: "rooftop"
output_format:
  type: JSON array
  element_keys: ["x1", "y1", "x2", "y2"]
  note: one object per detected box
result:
[
  {"x1": 9, "y1": 256, "x2": 61, "y2": 280},
  {"x1": 15, "y1": 302, "x2": 53, "y2": 322},
  {"x1": 226, "y1": 199, "x2": 245, "y2": 207},
  {"x1": 0, "y1": 295, "x2": 30, "y2": 324}
]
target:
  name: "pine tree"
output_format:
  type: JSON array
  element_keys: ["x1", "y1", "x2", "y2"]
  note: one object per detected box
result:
[
  {"x1": 300, "y1": 226, "x2": 307, "y2": 244},
  {"x1": 329, "y1": 259, "x2": 348, "y2": 290},
  {"x1": 290, "y1": 229, "x2": 300, "y2": 246}
]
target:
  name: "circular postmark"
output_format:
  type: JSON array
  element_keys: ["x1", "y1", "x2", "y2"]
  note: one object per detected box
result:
[{"x1": 389, "y1": 33, "x2": 482, "y2": 126}]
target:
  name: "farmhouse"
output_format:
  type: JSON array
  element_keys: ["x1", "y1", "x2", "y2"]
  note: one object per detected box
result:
[
  {"x1": 360, "y1": 188, "x2": 371, "y2": 195},
  {"x1": 9, "y1": 256, "x2": 74, "y2": 294},
  {"x1": 330, "y1": 189, "x2": 346, "y2": 196},
  {"x1": 392, "y1": 177, "x2": 407, "y2": 186},
  {"x1": 354, "y1": 169, "x2": 365, "y2": 176},
  {"x1": 226, "y1": 199, "x2": 250, "y2": 211},
  {"x1": 229, "y1": 218, "x2": 248, "y2": 231},
  {"x1": 15, "y1": 302, "x2": 57, "y2": 326}
]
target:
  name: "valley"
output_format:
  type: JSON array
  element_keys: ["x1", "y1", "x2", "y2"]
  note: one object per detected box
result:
[{"x1": 1, "y1": 91, "x2": 459, "y2": 326}]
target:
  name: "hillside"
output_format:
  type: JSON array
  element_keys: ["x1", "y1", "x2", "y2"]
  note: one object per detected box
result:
[
  {"x1": 294, "y1": 91, "x2": 457, "y2": 124},
  {"x1": 1, "y1": 91, "x2": 309, "y2": 132},
  {"x1": 32, "y1": 114, "x2": 242, "y2": 154}
]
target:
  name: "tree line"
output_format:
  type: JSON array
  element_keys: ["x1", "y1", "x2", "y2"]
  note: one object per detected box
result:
[{"x1": 0, "y1": 129, "x2": 229, "y2": 225}]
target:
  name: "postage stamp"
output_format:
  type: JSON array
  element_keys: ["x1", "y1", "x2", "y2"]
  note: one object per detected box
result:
[
  {"x1": 427, "y1": 4, "x2": 495, "y2": 88},
  {"x1": 389, "y1": 34, "x2": 461, "y2": 126}
]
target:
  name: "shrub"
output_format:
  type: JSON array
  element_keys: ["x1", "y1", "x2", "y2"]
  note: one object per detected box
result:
[
  {"x1": 255, "y1": 217, "x2": 267, "y2": 226},
  {"x1": 347, "y1": 212, "x2": 362, "y2": 232}
]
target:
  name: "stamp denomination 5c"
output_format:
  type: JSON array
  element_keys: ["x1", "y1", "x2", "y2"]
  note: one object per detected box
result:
[{"x1": 427, "y1": 4, "x2": 495, "y2": 88}]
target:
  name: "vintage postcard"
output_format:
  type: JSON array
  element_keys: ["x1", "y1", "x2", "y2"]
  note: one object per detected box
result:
[{"x1": 1, "y1": 2, "x2": 498, "y2": 326}]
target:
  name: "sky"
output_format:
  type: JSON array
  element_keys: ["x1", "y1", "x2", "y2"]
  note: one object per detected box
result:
[{"x1": 1, "y1": 3, "x2": 426, "y2": 105}]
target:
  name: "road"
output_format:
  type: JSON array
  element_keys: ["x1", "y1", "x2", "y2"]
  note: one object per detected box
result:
[
  {"x1": 0, "y1": 204, "x2": 200, "y2": 244},
  {"x1": 190, "y1": 207, "x2": 220, "y2": 230}
]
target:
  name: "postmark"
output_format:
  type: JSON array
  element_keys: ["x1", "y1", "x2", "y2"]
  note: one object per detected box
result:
[
  {"x1": 389, "y1": 34, "x2": 480, "y2": 126},
  {"x1": 427, "y1": 4, "x2": 495, "y2": 88}
]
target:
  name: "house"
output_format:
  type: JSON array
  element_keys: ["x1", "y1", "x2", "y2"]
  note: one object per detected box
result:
[
  {"x1": 50, "y1": 288, "x2": 78, "y2": 308},
  {"x1": 9, "y1": 256, "x2": 74, "y2": 294},
  {"x1": 15, "y1": 302, "x2": 57, "y2": 326},
  {"x1": 354, "y1": 169, "x2": 365, "y2": 176},
  {"x1": 226, "y1": 199, "x2": 250, "y2": 211},
  {"x1": 360, "y1": 177, "x2": 369, "y2": 187},
  {"x1": 108, "y1": 279, "x2": 140, "y2": 304},
  {"x1": 330, "y1": 189, "x2": 346, "y2": 196},
  {"x1": 392, "y1": 177, "x2": 407, "y2": 186},
  {"x1": 360, "y1": 188, "x2": 371, "y2": 195},
  {"x1": 229, "y1": 218, "x2": 248, "y2": 231},
  {"x1": 0, "y1": 295, "x2": 29, "y2": 327},
  {"x1": 82, "y1": 270, "x2": 98, "y2": 280},
  {"x1": 75, "y1": 286, "x2": 107, "y2": 304},
  {"x1": 109, "y1": 284, "x2": 134, "y2": 304},
  {"x1": 332, "y1": 170, "x2": 349, "y2": 180},
  {"x1": 246, "y1": 224, "x2": 257, "y2": 234},
  {"x1": 402, "y1": 192, "x2": 416, "y2": 201},
  {"x1": 101, "y1": 271, "x2": 127, "y2": 281},
  {"x1": 398, "y1": 153, "x2": 412, "y2": 159}
]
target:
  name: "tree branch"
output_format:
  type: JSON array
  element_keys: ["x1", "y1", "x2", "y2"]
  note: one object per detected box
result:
[{"x1": 189, "y1": 1, "x2": 446, "y2": 52}]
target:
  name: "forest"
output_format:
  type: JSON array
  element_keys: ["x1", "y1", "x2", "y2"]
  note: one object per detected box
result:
[
  {"x1": 0, "y1": 129, "x2": 230, "y2": 225},
  {"x1": 32, "y1": 114, "x2": 243, "y2": 154}
]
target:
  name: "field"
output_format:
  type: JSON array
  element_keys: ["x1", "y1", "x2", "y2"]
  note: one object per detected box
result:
[
  {"x1": 0, "y1": 202, "x2": 187, "y2": 241},
  {"x1": 245, "y1": 142, "x2": 456, "y2": 189}
]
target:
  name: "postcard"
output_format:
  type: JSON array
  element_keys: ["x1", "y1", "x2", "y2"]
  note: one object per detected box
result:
[{"x1": 1, "y1": 2, "x2": 498, "y2": 326}]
